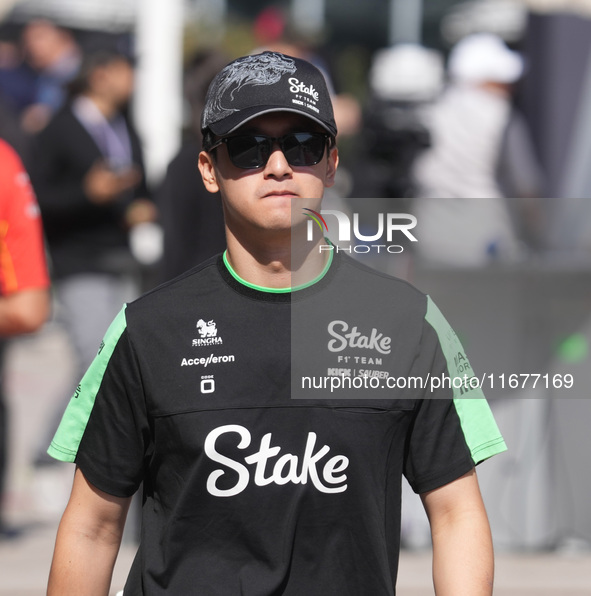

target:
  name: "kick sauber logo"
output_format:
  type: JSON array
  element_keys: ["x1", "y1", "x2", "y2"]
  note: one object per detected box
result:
[{"x1": 193, "y1": 319, "x2": 223, "y2": 347}]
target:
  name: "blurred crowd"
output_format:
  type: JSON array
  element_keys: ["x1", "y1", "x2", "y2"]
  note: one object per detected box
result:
[
  {"x1": 0, "y1": 15, "x2": 583, "y2": 291},
  {"x1": 0, "y1": 4, "x2": 590, "y2": 546}
]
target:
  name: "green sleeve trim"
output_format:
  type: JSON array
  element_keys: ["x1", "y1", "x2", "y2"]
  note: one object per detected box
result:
[
  {"x1": 47, "y1": 306, "x2": 128, "y2": 462},
  {"x1": 425, "y1": 295, "x2": 484, "y2": 400},
  {"x1": 453, "y1": 399, "x2": 507, "y2": 464},
  {"x1": 425, "y1": 296, "x2": 507, "y2": 464}
]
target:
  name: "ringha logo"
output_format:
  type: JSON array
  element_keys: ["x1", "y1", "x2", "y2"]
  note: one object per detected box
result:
[{"x1": 193, "y1": 319, "x2": 223, "y2": 347}]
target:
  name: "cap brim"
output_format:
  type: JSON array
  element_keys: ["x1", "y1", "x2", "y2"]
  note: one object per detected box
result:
[{"x1": 207, "y1": 106, "x2": 337, "y2": 137}]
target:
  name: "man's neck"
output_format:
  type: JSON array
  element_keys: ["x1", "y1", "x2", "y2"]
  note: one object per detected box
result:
[
  {"x1": 82, "y1": 92, "x2": 117, "y2": 120},
  {"x1": 225, "y1": 231, "x2": 328, "y2": 290}
]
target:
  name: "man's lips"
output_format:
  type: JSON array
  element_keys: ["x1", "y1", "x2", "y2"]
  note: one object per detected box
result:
[{"x1": 262, "y1": 190, "x2": 297, "y2": 198}]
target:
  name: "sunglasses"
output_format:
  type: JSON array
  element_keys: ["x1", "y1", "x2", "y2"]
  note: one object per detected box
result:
[{"x1": 209, "y1": 132, "x2": 331, "y2": 169}]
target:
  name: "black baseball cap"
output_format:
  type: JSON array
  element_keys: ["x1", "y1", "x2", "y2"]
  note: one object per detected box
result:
[{"x1": 201, "y1": 51, "x2": 337, "y2": 140}]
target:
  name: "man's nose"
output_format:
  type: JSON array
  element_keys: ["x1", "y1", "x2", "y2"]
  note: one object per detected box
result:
[{"x1": 263, "y1": 142, "x2": 293, "y2": 178}]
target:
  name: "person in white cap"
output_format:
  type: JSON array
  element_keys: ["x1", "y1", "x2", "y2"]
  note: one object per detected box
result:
[{"x1": 412, "y1": 33, "x2": 543, "y2": 266}]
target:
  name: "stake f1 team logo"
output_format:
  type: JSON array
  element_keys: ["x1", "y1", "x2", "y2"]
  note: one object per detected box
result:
[{"x1": 303, "y1": 208, "x2": 418, "y2": 254}]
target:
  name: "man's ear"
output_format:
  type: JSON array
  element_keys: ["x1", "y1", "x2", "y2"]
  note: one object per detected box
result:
[
  {"x1": 198, "y1": 151, "x2": 219, "y2": 193},
  {"x1": 325, "y1": 146, "x2": 339, "y2": 189}
]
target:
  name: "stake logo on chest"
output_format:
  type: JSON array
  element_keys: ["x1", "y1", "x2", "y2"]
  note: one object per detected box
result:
[{"x1": 204, "y1": 424, "x2": 349, "y2": 497}]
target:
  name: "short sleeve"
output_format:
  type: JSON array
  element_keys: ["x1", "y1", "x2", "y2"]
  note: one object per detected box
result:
[
  {"x1": 403, "y1": 296, "x2": 507, "y2": 494},
  {"x1": 48, "y1": 306, "x2": 150, "y2": 497}
]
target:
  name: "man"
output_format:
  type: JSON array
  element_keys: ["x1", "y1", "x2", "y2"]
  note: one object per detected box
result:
[
  {"x1": 31, "y1": 49, "x2": 156, "y2": 463},
  {"x1": 411, "y1": 33, "x2": 543, "y2": 265},
  {"x1": 157, "y1": 49, "x2": 229, "y2": 282},
  {"x1": 47, "y1": 52, "x2": 505, "y2": 594},
  {"x1": 0, "y1": 139, "x2": 49, "y2": 336},
  {"x1": 19, "y1": 19, "x2": 82, "y2": 134},
  {"x1": 0, "y1": 139, "x2": 50, "y2": 536}
]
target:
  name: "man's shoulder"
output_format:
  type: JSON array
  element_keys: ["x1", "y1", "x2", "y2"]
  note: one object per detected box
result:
[
  {"x1": 333, "y1": 252, "x2": 427, "y2": 308},
  {"x1": 43, "y1": 104, "x2": 76, "y2": 129},
  {"x1": 36, "y1": 105, "x2": 85, "y2": 147},
  {"x1": 128, "y1": 255, "x2": 223, "y2": 314}
]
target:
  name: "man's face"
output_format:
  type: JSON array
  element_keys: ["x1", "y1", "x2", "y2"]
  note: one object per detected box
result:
[
  {"x1": 22, "y1": 21, "x2": 72, "y2": 71},
  {"x1": 199, "y1": 112, "x2": 338, "y2": 241},
  {"x1": 98, "y1": 58, "x2": 135, "y2": 107}
]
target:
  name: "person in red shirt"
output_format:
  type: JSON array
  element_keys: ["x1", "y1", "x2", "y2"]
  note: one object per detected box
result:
[
  {"x1": 0, "y1": 138, "x2": 50, "y2": 537},
  {"x1": 0, "y1": 139, "x2": 50, "y2": 330}
]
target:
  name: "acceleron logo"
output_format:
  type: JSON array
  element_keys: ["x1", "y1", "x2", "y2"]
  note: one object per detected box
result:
[{"x1": 303, "y1": 209, "x2": 418, "y2": 254}]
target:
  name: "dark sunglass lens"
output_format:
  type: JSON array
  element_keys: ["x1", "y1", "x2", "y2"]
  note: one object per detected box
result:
[
  {"x1": 282, "y1": 133, "x2": 326, "y2": 166},
  {"x1": 226, "y1": 136, "x2": 270, "y2": 168},
  {"x1": 222, "y1": 133, "x2": 326, "y2": 168}
]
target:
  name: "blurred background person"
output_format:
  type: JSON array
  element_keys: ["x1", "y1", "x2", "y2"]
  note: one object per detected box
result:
[
  {"x1": 0, "y1": 19, "x2": 81, "y2": 163},
  {"x1": 0, "y1": 86, "x2": 28, "y2": 161},
  {"x1": 30, "y1": 48, "x2": 155, "y2": 463},
  {"x1": 156, "y1": 49, "x2": 228, "y2": 283},
  {"x1": 19, "y1": 18, "x2": 81, "y2": 135},
  {"x1": 0, "y1": 31, "x2": 38, "y2": 162},
  {"x1": 349, "y1": 43, "x2": 441, "y2": 200},
  {"x1": 0, "y1": 138, "x2": 50, "y2": 538},
  {"x1": 0, "y1": 30, "x2": 35, "y2": 118},
  {"x1": 411, "y1": 32, "x2": 544, "y2": 266}
]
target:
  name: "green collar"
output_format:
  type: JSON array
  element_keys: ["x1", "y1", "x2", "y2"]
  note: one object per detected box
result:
[{"x1": 222, "y1": 249, "x2": 333, "y2": 294}]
